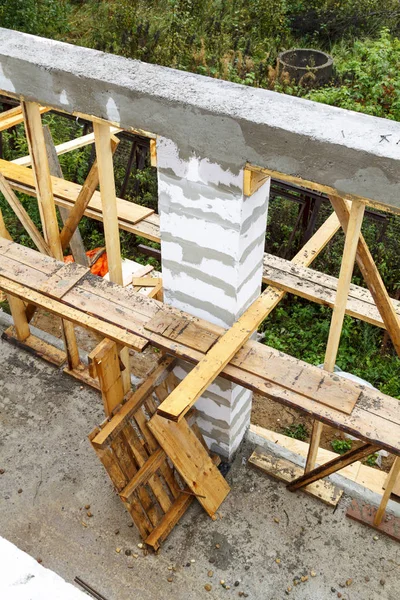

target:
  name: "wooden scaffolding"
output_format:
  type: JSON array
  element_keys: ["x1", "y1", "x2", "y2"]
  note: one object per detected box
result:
[{"x1": 0, "y1": 98, "x2": 399, "y2": 546}]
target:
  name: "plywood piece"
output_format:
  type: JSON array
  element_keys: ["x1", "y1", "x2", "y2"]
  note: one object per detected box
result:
[
  {"x1": 249, "y1": 449, "x2": 343, "y2": 506},
  {"x1": 145, "y1": 311, "x2": 219, "y2": 353},
  {"x1": 148, "y1": 414, "x2": 230, "y2": 517},
  {"x1": 40, "y1": 263, "x2": 89, "y2": 299},
  {"x1": 2, "y1": 325, "x2": 66, "y2": 366}
]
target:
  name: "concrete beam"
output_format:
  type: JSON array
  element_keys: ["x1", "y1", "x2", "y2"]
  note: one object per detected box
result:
[{"x1": 1, "y1": 28, "x2": 400, "y2": 210}]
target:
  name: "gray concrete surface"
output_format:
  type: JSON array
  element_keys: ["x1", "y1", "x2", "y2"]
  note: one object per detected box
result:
[
  {"x1": 1, "y1": 28, "x2": 400, "y2": 208},
  {"x1": 0, "y1": 328, "x2": 399, "y2": 600}
]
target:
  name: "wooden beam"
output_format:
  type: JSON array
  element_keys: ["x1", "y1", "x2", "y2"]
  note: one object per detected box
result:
[
  {"x1": 289, "y1": 443, "x2": 380, "y2": 491},
  {"x1": 59, "y1": 135, "x2": 119, "y2": 252},
  {"x1": 149, "y1": 138, "x2": 157, "y2": 167},
  {"x1": 93, "y1": 121, "x2": 130, "y2": 393},
  {"x1": 0, "y1": 104, "x2": 49, "y2": 133},
  {"x1": 330, "y1": 195, "x2": 400, "y2": 356},
  {"x1": 0, "y1": 211, "x2": 30, "y2": 341},
  {"x1": 43, "y1": 125, "x2": 88, "y2": 266},
  {"x1": 12, "y1": 126, "x2": 120, "y2": 167},
  {"x1": 374, "y1": 457, "x2": 400, "y2": 526},
  {"x1": 89, "y1": 338, "x2": 124, "y2": 416},
  {"x1": 262, "y1": 253, "x2": 400, "y2": 330},
  {"x1": 0, "y1": 172, "x2": 51, "y2": 255},
  {"x1": 305, "y1": 200, "x2": 365, "y2": 472},
  {"x1": 21, "y1": 100, "x2": 80, "y2": 369},
  {"x1": 243, "y1": 167, "x2": 270, "y2": 197}
]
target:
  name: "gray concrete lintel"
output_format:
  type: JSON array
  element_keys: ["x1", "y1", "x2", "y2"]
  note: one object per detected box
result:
[{"x1": 1, "y1": 29, "x2": 400, "y2": 209}]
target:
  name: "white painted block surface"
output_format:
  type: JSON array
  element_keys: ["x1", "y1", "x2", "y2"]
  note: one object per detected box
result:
[{"x1": 0, "y1": 537, "x2": 86, "y2": 599}]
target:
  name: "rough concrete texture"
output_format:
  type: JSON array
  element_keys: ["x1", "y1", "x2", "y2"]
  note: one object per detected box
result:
[
  {"x1": 158, "y1": 136, "x2": 270, "y2": 458},
  {"x1": 1, "y1": 330, "x2": 399, "y2": 600},
  {"x1": 1, "y1": 28, "x2": 400, "y2": 208}
]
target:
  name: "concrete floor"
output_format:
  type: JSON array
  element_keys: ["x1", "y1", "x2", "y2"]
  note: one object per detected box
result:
[{"x1": 0, "y1": 327, "x2": 399, "y2": 600}]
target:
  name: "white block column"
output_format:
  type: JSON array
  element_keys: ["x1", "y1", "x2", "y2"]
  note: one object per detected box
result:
[{"x1": 157, "y1": 137, "x2": 270, "y2": 460}]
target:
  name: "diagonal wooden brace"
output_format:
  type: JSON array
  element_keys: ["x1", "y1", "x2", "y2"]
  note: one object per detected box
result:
[{"x1": 289, "y1": 443, "x2": 380, "y2": 492}]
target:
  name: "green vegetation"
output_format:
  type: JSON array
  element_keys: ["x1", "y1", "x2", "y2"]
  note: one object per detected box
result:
[
  {"x1": 282, "y1": 423, "x2": 308, "y2": 442},
  {"x1": 331, "y1": 439, "x2": 353, "y2": 455},
  {"x1": 1, "y1": 2, "x2": 400, "y2": 398}
]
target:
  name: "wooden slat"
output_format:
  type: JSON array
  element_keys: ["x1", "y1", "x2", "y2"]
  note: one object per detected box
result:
[
  {"x1": 119, "y1": 448, "x2": 166, "y2": 500},
  {"x1": 0, "y1": 105, "x2": 49, "y2": 132},
  {"x1": 145, "y1": 312, "x2": 218, "y2": 353},
  {"x1": 0, "y1": 158, "x2": 156, "y2": 233},
  {"x1": 0, "y1": 173, "x2": 51, "y2": 255},
  {"x1": 263, "y1": 253, "x2": 400, "y2": 330},
  {"x1": 148, "y1": 414, "x2": 230, "y2": 517},
  {"x1": 145, "y1": 492, "x2": 194, "y2": 549},
  {"x1": 91, "y1": 357, "x2": 176, "y2": 448},
  {"x1": 289, "y1": 443, "x2": 380, "y2": 491},
  {"x1": 13, "y1": 126, "x2": 121, "y2": 167},
  {"x1": 249, "y1": 450, "x2": 343, "y2": 507},
  {"x1": 40, "y1": 263, "x2": 89, "y2": 299},
  {"x1": 374, "y1": 457, "x2": 400, "y2": 526}
]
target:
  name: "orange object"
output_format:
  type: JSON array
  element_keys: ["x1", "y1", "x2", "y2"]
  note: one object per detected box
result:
[{"x1": 64, "y1": 247, "x2": 109, "y2": 277}]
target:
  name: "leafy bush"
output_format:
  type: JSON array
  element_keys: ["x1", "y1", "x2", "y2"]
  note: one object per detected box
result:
[
  {"x1": 0, "y1": 0, "x2": 70, "y2": 38},
  {"x1": 287, "y1": 0, "x2": 400, "y2": 43},
  {"x1": 307, "y1": 30, "x2": 400, "y2": 121}
]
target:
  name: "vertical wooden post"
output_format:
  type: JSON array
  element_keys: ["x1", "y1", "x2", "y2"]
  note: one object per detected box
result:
[
  {"x1": 93, "y1": 121, "x2": 130, "y2": 394},
  {"x1": 21, "y1": 101, "x2": 80, "y2": 369},
  {"x1": 374, "y1": 457, "x2": 400, "y2": 526},
  {"x1": 305, "y1": 199, "x2": 365, "y2": 472},
  {"x1": 43, "y1": 125, "x2": 88, "y2": 267},
  {"x1": 0, "y1": 208, "x2": 30, "y2": 341}
]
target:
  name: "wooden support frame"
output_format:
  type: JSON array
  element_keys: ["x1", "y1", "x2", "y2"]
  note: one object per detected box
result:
[
  {"x1": 21, "y1": 100, "x2": 81, "y2": 370},
  {"x1": 305, "y1": 200, "x2": 366, "y2": 472},
  {"x1": 93, "y1": 120, "x2": 130, "y2": 394}
]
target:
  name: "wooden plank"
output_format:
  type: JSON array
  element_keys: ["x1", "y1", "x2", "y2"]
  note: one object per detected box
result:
[
  {"x1": 289, "y1": 443, "x2": 380, "y2": 491},
  {"x1": 148, "y1": 414, "x2": 230, "y2": 517},
  {"x1": 145, "y1": 492, "x2": 194, "y2": 549},
  {"x1": 119, "y1": 448, "x2": 166, "y2": 500},
  {"x1": 121, "y1": 422, "x2": 173, "y2": 513},
  {"x1": 0, "y1": 104, "x2": 49, "y2": 132},
  {"x1": 132, "y1": 276, "x2": 159, "y2": 287},
  {"x1": 145, "y1": 312, "x2": 218, "y2": 354},
  {"x1": 13, "y1": 126, "x2": 120, "y2": 167},
  {"x1": 2, "y1": 325, "x2": 66, "y2": 366},
  {"x1": 0, "y1": 159, "x2": 155, "y2": 229},
  {"x1": 93, "y1": 121, "x2": 130, "y2": 394},
  {"x1": 0, "y1": 274, "x2": 148, "y2": 352},
  {"x1": 305, "y1": 199, "x2": 365, "y2": 472},
  {"x1": 91, "y1": 339, "x2": 124, "y2": 416},
  {"x1": 40, "y1": 263, "x2": 89, "y2": 299},
  {"x1": 263, "y1": 253, "x2": 400, "y2": 330},
  {"x1": 249, "y1": 450, "x2": 343, "y2": 507},
  {"x1": 91, "y1": 357, "x2": 175, "y2": 448},
  {"x1": 0, "y1": 172, "x2": 51, "y2": 255}
]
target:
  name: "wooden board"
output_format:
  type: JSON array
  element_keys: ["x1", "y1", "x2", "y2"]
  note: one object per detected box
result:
[
  {"x1": 263, "y1": 253, "x2": 400, "y2": 330},
  {"x1": 249, "y1": 449, "x2": 343, "y2": 506},
  {"x1": 145, "y1": 312, "x2": 218, "y2": 353},
  {"x1": 40, "y1": 263, "x2": 89, "y2": 299},
  {"x1": 0, "y1": 159, "x2": 157, "y2": 237},
  {"x1": 0, "y1": 105, "x2": 49, "y2": 132},
  {"x1": 148, "y1": 414, "x2": 230, "y2": 518},
  {"x1": 2, "y1": 325, "x2": 66, "y2": 366}
]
